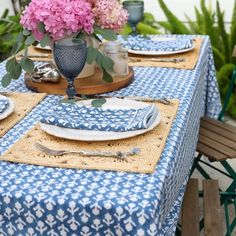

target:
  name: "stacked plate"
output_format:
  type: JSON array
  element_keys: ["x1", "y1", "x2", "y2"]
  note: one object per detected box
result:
[
  {"x1": 123, "y1": 36, "x2": 195, "y2": 56},
  {"x1": 0, "y1": 94, "x2": 14, "y2": 121},
  {"x1": 40, "y1": 98, "x2": 161, "y2": 141}
]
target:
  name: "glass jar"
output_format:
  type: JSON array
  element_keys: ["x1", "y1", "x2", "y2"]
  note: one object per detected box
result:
[
  {"x1": 105, "y1": 48, "x2": 128, "y2": 77},
  {"x1": 103, "y1": 40, "x2": 123, "y2": 53}
]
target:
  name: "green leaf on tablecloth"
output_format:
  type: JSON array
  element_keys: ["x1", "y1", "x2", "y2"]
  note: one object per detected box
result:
[
  {"x1": 40, "y1": 34, "x2": 51, "y2": 47},
  {"x1": 6, "y1": 58, "x2": 21, "y2": 80},
  {"x1": 60, "y1": 98, "x2": 77, "y2": 104},
  {"x1": 1, "y1": 73, "x2": 12, "y2": 87},
  {"x1": 20, "y1": 57, "x2": 34, "y2": 72},
  {"x1": 94, "y1": 26, "x2": 117, "y2": 41},
  {"x1": 101, "y1": 55, "x2": 114, "y2": 72},
  {"x1": 38, "y1": 22, "x2": 45, "y2": 33},
  {"x1": 102, "y1": 69, "x2": 113, "y2": 83},
  {"x1": 25, "y1": 34, "x2": 36, "y2": 46},
  {"x1": 86, "y1": 46, "x2": 98, "y2": 64},
  {"x1": 91, "y1": 98, "x2": 106, "y2": 107},
  {"x1": 23, "y1": 29, "x2": 31, "y2": 36}
]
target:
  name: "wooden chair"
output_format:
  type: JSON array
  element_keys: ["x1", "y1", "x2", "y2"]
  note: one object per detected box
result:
[
  {"x1": 181, "y1": 179, "x2": 223, "y2": 236},
  {"x1": 190, "y1": 63, "x2": 236, "y2": 235}
]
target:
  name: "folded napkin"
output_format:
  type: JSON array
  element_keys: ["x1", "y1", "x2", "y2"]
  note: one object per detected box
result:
[
  {"x1": 0, "y1": 98, "x2": 9, "y2": 114},
  {"x1": 40, "y1": 102, "x2": 158, "y2": 132},
  {"x1": 123, "y1": 36, "x2": 193, "y2": 52}
]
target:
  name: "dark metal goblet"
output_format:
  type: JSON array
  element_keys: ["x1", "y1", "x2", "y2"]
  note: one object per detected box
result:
[
  {"x1": 123, "y1": 1, "x2": 144, "y2": 35},
  {"x1": 53, "y1": 38, "x2": 87, "y2": 99}
]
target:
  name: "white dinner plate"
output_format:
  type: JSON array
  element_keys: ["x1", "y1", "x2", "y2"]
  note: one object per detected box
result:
[
  {"x1": 39, "y1": 98, "x2": 161, "y2": 141},
  {"x1": 0, "y1": 95, "x2": 14, "y2": 121},
  {"x1": 127, "y1": 37, "x2": 195, "y2": 56}
]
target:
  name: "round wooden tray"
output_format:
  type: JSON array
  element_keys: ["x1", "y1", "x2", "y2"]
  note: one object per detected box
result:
[{"x1": 24, "y1": 67, "x2": 134, "y2": 95}]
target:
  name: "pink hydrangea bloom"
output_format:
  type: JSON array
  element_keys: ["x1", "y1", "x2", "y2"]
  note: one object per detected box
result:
[
  {"x1": 20, "y1": 0, "x2": 95, "y2": 41},
  {"x1": 92, "y1": 0, "x2": 128, "y2": 31}
]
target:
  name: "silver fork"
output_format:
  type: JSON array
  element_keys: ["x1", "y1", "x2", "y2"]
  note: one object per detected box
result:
[{"x1": 35, "y1": 142, "x2": 140, "y2": 160}]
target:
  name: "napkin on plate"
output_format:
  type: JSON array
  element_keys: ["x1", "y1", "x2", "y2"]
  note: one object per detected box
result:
[
  {"x1": 40, "y1": 102, "x2": 159, "y2": 132},
  {"x1": 0, "y1": 98, "x2": 9, "y2": 114},
  {"x1": 124, "y1": 36, "x2": 193, "y2": 52}
]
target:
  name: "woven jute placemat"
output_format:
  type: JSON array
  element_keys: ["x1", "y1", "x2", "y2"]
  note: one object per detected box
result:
[
  {"x1": 0, "y1": 93, "x2": 46, "y2": 137},
  {"x1": 1, "y1": 100, "x2": 179, "y2": 174},
  {"x1": 128, "y1": 38, "x2": 203, "y2": 70}
]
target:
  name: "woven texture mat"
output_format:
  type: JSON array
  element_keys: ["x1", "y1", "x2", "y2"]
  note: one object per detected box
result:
[
  {"x1": 0, "y1": 93, "x2": 46, "y2": 137},
  {"x1": 128, "y1": 38, "x2": 203, "y2": 70},
  {"x1": 1, "y1": 100, "x2": 179, "y2": 174}
]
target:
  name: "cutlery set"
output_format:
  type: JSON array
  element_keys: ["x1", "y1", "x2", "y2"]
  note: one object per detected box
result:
[{"x1": 35, "y1": 142, "x2": 140, "y2": 160}]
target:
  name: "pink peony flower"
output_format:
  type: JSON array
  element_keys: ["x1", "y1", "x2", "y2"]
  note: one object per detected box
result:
[
  {"x1": 92, "y1": 0, "x2": 128, "y2": 31},
  {"x1": 20, "y1": 0, "x2": 95, "y2": 41}
]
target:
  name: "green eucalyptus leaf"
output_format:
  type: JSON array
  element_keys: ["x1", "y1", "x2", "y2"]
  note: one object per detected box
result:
[
  {"x1": 86, "y1": 46, "x2": 98, "y2": 64},
  {"x1": 91, "y1": 98, "x2": 106, "y2": 107},
  {"x1": 23, "y1": 29, "x2": 31, "y2": 36},
  {"x1": 1, "y1": 73, "x2": 12, "y2": 87},
  {"x1": 101, "y1": 55, "x2": 114, "y2": 72},
  {"x1": 16, "y1": 32, "x2": 24, "y2": 44},
  {"x1": 92, "y1": 33, "x2": 102, "y2": 42},
  {"x1": 60, "y1": 98, "x2": 76, "y2": 104},
  {"x1": 11, "y1": 63, "x2": 22, "y2": 80},
  {"x1": 40, "y1": 34, "x2": 51, "y2": 47},
  {"x1": 102, "y1": 69, "x2": 113, "y2": 83},
  {"x1": 11, "y1": 43, "x2": 21, "y2": 54},
  {"x1": 6, "y1": 57, "x2": 16, "y2": 72},
  {"x1": 94, "y1": 26, "x2": 117, "y2": 41},
  {"x1": 25, "y1": 34, "x2": 36, "y2": 46},
  {"x1": 38, "y1": 22, "x2": 45, "y2": 33},
  {"x1": 75, "y1": 32, "x2": 85, "y2": 40},
  {"x1": 95, "y1": 52, "x2": 103, "y2": 69},
  {"x1": 20, "y1": 57, "x2": 34, "y2": 72}
]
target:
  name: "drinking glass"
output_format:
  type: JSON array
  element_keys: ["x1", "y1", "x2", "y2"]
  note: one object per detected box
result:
[
  {"x1": 53, "y1": 38, "x2": 87, "y2": 99},
  {"x1": 123, "y1": 1, "x2": 144, "y2": 35}
]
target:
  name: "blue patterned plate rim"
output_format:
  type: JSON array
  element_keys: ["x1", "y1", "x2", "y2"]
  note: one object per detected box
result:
[{"x1": 0, "y1": 94, "x2": 14, "y2": 121}]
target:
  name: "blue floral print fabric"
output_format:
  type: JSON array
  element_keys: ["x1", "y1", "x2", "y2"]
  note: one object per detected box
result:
[
  {"x1": 0, "y1": 35, "x2": 221, "y2": 236},
  {"x1": 40, "y1": 103, "x2": 158, "y2": 131},
  {"x1": 123, "y1": 35, "x2": 193, "y2": 51}
]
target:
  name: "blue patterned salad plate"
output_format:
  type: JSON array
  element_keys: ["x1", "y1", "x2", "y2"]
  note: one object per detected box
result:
[{"x1": 39, "y1": 98, "x2": 161, "y2": 141}]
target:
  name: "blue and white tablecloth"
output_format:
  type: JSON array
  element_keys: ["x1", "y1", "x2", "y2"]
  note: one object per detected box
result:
[{"x1": 0, "y1": 35, "x2": 221, "y2": 236}]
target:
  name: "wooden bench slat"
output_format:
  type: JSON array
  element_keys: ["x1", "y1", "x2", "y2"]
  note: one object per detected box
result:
[
  {"x1": 201, "y1": 117, "x2": 236, "y2": 134},
  {"x1": 200, "y1": 120, "x2": 236, "y2": 142},
  {"x1": 199, "y1": 134, "x2": 236, "y2": 158},
  {"x1": 182, "y1": 179, "x2": 200, "y2": 236},
  {"x1": 199, "y1": 127, "x2": 236, "y2": 151},
  {"x1": 197, "y1": 142, "x2": 227, "y2": 162},
  {"x1": 203, "y1": 180, "x2": 223, "y2": 236}
]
